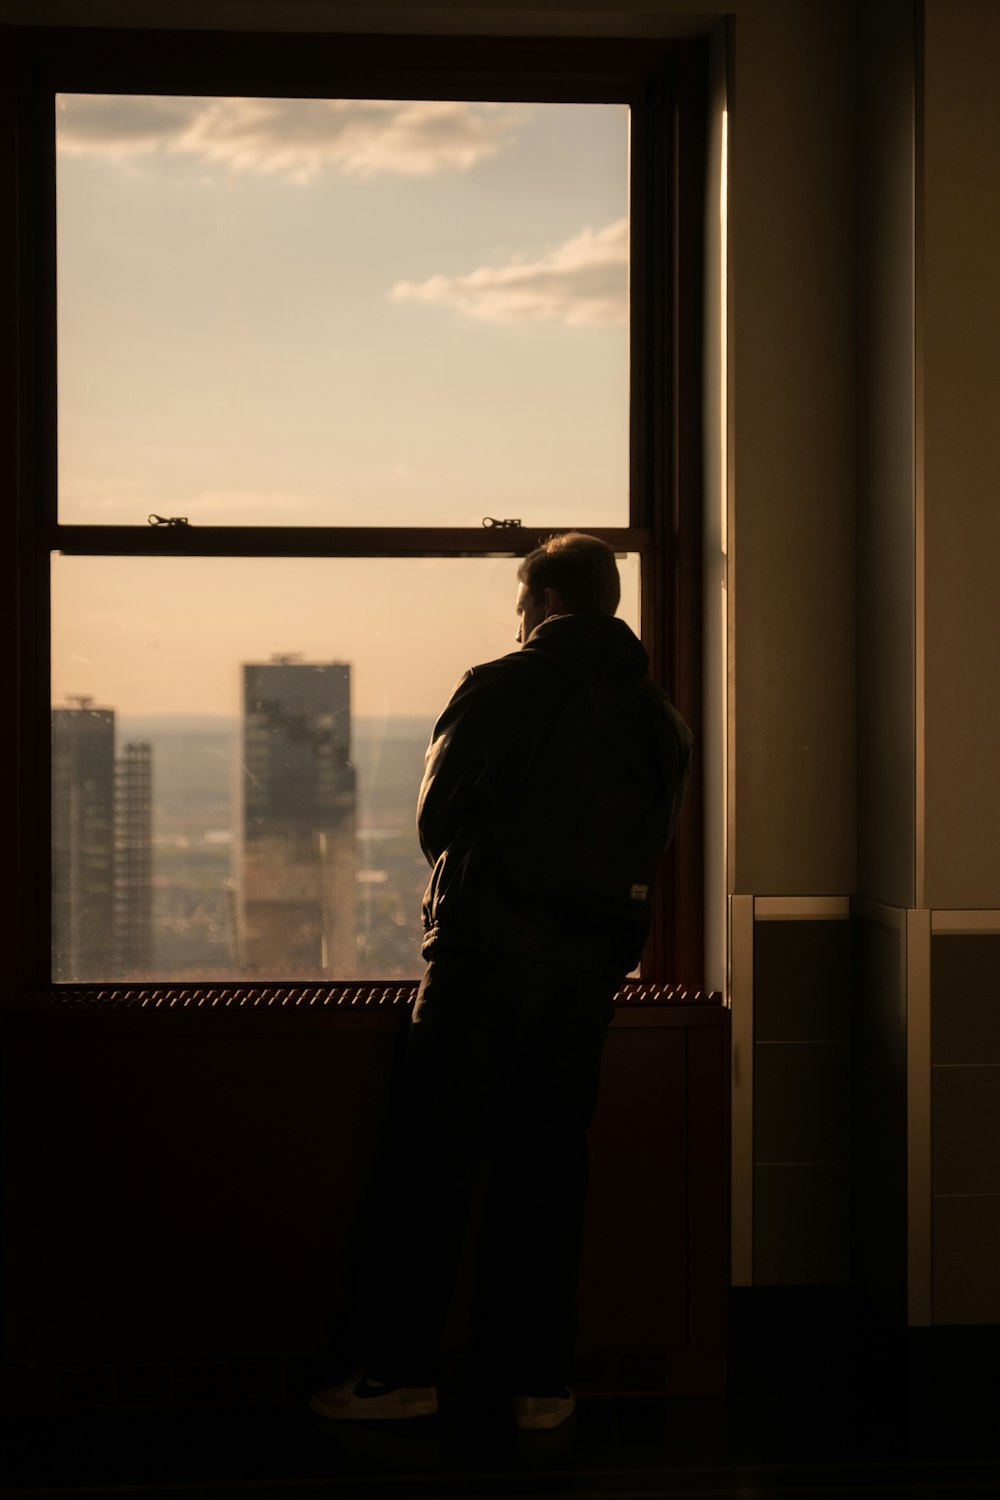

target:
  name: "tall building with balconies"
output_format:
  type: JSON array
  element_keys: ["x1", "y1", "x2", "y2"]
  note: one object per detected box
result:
[
  {"x1": 52, "y1": 702, "x2": 153, "y2": 982},
  {"x1": 239, "y1": 659, "x2": 357, "y2": 977},
  {"x1": 52, "y1": 702, "x2": 116, "y2": 981}
]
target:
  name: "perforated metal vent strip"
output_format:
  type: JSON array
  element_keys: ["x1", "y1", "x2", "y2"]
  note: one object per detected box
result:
[
  {"x1": 38, "y1": 983, "x2": 419, "y2": 1010},
  {"x1": 32, "y1": 979, "x2": 714, "y2": 1010}
]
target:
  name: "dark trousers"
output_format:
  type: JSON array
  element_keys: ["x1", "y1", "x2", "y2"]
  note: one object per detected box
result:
[{"x1": 355, "y1": 952, "x2": 615, "y2": 1394}]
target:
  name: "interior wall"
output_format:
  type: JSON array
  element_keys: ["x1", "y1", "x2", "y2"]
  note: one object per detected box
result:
[
  {"x1": 853, "y1": 0, "x2": 1000, "y2": 1326},
  {"x1": 753, "y1": 915, "x2": 852, "y2": 1285},
  {"x1": 852, "y1": 0, "x2": 918, "y2": 1332},
  {"x1": 852, "y1": 902, "x2": 908, "y2": 1323},
  {"x1": 856, "y1": 0, "x2": 916, "y2": 911},
  {"x1": 922, "y1": 0, "x2": 1000, "y2": 909},
  {"x1": 728, "y1": 1, "x2": 857, "y2": 898},
  {"x1": 931, "y1": 931, "x2": 1000, "y2": 1323}
]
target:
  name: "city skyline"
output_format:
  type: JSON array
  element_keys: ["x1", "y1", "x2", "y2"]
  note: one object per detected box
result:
[{"x1": 52, "y1": 679, "x2": 439, "y2": 982}]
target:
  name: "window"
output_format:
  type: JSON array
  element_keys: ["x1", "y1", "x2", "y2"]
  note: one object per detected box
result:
[{"x1": 6, "y1": 29, "x2": 706, "y2": 1001}]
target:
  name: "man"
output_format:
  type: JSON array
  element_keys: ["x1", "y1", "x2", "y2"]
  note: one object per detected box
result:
[{"x1": 310, "y1": 532, "x2": 691, "y2": 1431}]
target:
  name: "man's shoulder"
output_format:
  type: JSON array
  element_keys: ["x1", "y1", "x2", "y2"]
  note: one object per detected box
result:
[{"x1": 464, "y1": 648, "x2": 553, "y2": 692}]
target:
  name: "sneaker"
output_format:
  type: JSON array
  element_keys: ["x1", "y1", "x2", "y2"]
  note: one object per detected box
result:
[
  {"x1": 512, "y1": 1389, "x2": 576, "y2": 1431},
  {"x1": 309, "y1": 1373, "x2": 439, "y2": 1421}
]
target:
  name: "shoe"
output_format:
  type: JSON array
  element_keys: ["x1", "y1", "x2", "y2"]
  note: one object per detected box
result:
[
  {"x1": 309, "y1": 1373, "x2": 439, "y2": 1421},
  {"x1": 512, "y1": 1389, "x2": 576, "y2": 1431}
]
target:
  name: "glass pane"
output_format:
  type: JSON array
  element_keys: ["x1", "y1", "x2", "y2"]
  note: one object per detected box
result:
[
  {"x1": 56, "y1": 94, "x2": 629, "y2": 528},
  {"x1": 51, "y1": 554, "x2": 641, "y2": 981}
]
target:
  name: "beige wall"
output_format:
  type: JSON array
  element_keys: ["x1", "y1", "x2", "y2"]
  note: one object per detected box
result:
[
  {"x1": 922, "y1": 0, "x2": 1000, "y2": 909},
  {"x1": 726, "y1": 2, "x2": 856, "y2": 896}
]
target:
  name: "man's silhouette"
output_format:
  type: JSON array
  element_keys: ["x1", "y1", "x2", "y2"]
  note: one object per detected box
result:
[{"x1": 311, "y1": 532, "x2": 691, "y2": 1430}]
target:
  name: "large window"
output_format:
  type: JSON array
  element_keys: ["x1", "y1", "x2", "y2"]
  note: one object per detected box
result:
[{"x1": 7, "y1": 30, "x2": 706, "y2": 999}]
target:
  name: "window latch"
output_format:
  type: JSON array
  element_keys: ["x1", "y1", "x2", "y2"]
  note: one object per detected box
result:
[
  {"x1": 482, "y1": 516, "x2": 522, "y2": 529},
  {"x1": 148, "y1": 513, "x2": 190, "y2": 528}
]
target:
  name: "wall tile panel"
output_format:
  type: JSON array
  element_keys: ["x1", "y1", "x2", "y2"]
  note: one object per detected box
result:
[
  {"x1": 933, "y1": 1195, "x2": 1000, "y2": 1324},
  {"x1": 755, "y1": 1041, "x2": 849, "y2": 1166},
  {"x1": 754, "y1": 919, "x2": 850, "y2": 1042},
  {"x1": 754, "y1": 1163, "x2": 849, "y2": 1285},
  {"x1": 932, "y1": 1066, "x2": 1000, "y2": 1196},
  {"x1": 932, "y1": 934, "x2": 1000, "y2": 1065}
]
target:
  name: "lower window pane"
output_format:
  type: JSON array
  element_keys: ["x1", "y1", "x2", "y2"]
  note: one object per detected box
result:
[{"x1": 50, "y1": 553, "x2": 640, "y2": 982}]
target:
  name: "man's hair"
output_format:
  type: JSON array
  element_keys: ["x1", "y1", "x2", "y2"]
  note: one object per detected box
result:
[{"x1": 517, "y1": 532, "x2": 621, "y2": 616}]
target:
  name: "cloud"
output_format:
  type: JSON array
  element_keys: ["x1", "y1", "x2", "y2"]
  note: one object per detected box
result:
[
  {"x1": 390, "y1": 218, "x2": 628, "y2": 326},
  {"x1": 56, "y1": 94, "x2": 524, "y2": 181}
]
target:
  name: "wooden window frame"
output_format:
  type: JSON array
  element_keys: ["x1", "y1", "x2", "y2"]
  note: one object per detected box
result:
[{"x1": 1, "y1": 26, "x2": 708, "y2": 1011}]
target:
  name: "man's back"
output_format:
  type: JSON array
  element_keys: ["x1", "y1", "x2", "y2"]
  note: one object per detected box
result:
[{"x1": 418, "y1": 611, "x2": 691, "y2": 978}]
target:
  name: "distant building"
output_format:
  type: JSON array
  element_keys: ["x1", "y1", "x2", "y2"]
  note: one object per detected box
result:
[
  {"x1": 51, "y1": 703, "x2": 153, "y2": 981},
  {"x1": 239, "y1": 660, "x2": 357, "y2": 977},
  {"x1": 52, "y1": 704, "x2": 116, "y2": 980},
  {"x1": 115, "y1": 742, "x2": 153, "y2": 974}
]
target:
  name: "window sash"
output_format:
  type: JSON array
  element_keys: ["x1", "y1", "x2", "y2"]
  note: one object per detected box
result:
[{"x1": 49, "y1": 526, "x2": 652, "y2": 558}]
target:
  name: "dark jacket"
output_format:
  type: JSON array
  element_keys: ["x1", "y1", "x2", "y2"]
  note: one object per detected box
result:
[{"x1": 417, "y1": 612, "x2": 692, "y2": 977}]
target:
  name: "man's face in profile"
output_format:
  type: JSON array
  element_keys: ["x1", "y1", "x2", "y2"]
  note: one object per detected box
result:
[{"x1": 515, "y1": 582, "x2": 547, "y2": 647}]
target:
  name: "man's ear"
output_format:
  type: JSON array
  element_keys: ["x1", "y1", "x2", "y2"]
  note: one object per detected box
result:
[{"x1": 543, "y1": 587, "x2": 567, "y2": 616}]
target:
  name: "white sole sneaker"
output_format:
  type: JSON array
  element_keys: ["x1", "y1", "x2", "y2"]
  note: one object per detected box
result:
[
  {"x1": 309, "y1": 1374, "x2": 439, "y2": 1421},
  {"x1": 512, "y1": 1390, "x2": 576, "y2": 1431}
]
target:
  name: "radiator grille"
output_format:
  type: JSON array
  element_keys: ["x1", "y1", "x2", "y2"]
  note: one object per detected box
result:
[{"x1": 32, "y1": 979, "x2": 716, "y2": 1011}]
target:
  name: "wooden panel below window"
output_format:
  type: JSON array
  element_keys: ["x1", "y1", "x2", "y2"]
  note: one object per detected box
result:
[{"x1": 0, "y1": 1001, "x2": 729, "y2": 1407}]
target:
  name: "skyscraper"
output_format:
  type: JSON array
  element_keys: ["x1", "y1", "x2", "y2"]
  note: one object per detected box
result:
[
  {"x1": 52, "y1": 702, "x2": 153, "y2": 981},
  {"x1": 52, "y1": 702, "x2": 116, "y2": 981},
  {"x1": 239, "y1": 659, "x2": 357, "y2": 977},
  {"x1": 115, "y1": 742, "x2": 153, "y2": 974}
]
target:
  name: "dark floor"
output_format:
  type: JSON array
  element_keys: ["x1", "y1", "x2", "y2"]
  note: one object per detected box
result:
[{"x1": 5, "y1": 1292, "x2": 1000, "y2": 1499}]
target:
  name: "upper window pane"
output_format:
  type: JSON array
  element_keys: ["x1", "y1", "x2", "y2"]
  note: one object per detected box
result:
[{"x1": 56, "y1": 93, "x2": 629, "y2": 528}]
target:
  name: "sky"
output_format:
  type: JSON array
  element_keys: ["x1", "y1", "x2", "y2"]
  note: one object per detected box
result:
[
  {"x1": 53, "y1": 94, "x2": 634, "y2": 718},
  {"x1": 52, "y1": 553, "x2": 640, "y2": 722}
]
